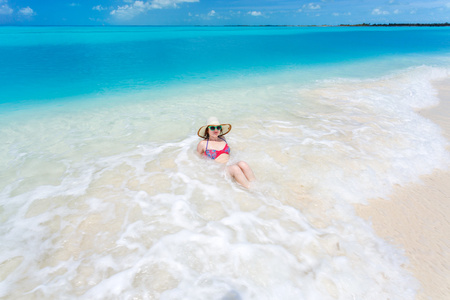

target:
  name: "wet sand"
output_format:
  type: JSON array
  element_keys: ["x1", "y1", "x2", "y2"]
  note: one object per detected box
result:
[{"x1": 356, "y1": 78, "x2": 450, "y2": 300}]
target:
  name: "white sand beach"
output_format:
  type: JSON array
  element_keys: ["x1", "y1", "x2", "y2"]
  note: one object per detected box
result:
[{"x1": 356, "y1": 78, "x2": 450, "y2": 300}]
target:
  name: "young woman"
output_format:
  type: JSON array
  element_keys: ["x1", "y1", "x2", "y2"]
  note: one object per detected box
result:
[{"x1": 197, "y1": 117, "x2": 255, "y2": 188}]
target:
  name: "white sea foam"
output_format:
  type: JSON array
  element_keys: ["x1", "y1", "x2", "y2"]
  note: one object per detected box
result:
[{"x1": 0, "y1": 65, "x2": 449, "y2": 299}]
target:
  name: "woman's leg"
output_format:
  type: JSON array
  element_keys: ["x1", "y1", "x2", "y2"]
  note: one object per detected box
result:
[
  {"x1": 227, "y1": 164, "x2": 251, "y2": 188},
  {"x1": 227, "y1": 161, "x2": 255, "y2": 188},
  {"x1": 237, "y1": 161, "x2": 256, "y2": 182}
]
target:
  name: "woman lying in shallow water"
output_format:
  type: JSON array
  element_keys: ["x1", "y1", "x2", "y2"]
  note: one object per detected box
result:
[{"x1": 197, "y1": 117, "x2": 256, "y2": 188}]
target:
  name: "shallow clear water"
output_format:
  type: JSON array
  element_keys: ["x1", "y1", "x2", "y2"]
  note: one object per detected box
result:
[
  {"x1": 1, "y1": 26, "x2": 449, "y2": 106},
  {"x1": 0, "y1": 26, "x2": 450, "y2": 299}
]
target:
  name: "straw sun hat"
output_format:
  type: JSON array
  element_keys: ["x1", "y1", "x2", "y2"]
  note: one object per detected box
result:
[{"x1": 197, "y1": 117, "x2": 232, "y2": 138}]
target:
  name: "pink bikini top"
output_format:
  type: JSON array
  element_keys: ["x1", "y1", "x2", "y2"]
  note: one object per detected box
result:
[{"x1": 204, "y1": 138, "x2": 230, "y2": 160}]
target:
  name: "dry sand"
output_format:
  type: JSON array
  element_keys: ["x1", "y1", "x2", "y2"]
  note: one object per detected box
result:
[{"x1": 356, "y1": 78, "x2": 450, "y2": 300}]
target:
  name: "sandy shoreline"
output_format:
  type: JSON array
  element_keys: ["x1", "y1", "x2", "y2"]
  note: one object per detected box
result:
[{"x1": 356, "y1": 78, "x2": 450, "y2": 300}]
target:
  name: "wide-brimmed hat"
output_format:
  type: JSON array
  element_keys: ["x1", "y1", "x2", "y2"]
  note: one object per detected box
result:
[{"x1": 197, "y1": 117, "x2": 232, "y2": 138}]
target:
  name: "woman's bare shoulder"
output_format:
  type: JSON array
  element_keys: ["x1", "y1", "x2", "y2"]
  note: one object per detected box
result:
[{"x1": 197, "y1": 139, "x2": 207, "y2": 154}]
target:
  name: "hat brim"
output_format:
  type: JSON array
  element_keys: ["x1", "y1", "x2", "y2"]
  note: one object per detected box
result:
[{"x1": 197, "y1": 124, "x2": 232, "y2": 138}]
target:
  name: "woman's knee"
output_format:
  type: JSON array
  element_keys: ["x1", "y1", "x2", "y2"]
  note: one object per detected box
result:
[
  {"x1": 237, "y1": 161, "x2": 250, "y2": 171},
  {"x1": 227, "y1": 165, "x2": 241, "y2": 176}
]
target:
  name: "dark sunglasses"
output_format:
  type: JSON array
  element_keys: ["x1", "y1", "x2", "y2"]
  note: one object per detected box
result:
[{"x1": 208, "y1": 125, "x2": 222, "y2": 131}]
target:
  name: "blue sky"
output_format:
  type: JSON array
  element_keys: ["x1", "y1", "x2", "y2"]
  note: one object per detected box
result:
[{"x1": 1, "y1": 0, "x2": 449, "y2": 25}]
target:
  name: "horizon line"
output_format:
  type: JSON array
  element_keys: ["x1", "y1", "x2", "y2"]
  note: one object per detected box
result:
[{"x1": 1, "y1": 22, "x2": 450, "y2": 27}]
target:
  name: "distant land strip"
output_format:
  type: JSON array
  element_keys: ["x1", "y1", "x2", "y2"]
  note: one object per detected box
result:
[
  {"x1": 341, "y1": 23, "x2": 450, "y2": 27},
  {"x1": 226, "y1": 23, "x2": 450, "y2": 27}
]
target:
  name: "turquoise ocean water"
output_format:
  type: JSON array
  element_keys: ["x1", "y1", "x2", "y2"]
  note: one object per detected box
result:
[{"x1": 1, "y1": 26, "x2": 450, "y2": 299}]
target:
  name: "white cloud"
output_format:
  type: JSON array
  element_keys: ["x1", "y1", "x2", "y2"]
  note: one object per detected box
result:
[
  {"x1": 111, "y1": 0, "x2": 199, "y2": 19},
  {"x1": 372, "y1": 8, "x2": 389, "y2": 15},
  {"x1": 93, "y1": 5, "x2": 108, "y2": 11},
  {"x1": 248, "y1": 11, "x2": 262, "y2": 16},
  {"x1": 69, "y1": 3, "x2": 79, "y2": 7},
  {"x1": 190, "y1": 9, "x2": 235, "y2": 20},
  {"x1": 0, "y1": 0, "x2": 13, "y2": 15},
  {"x1": 18, "y1": 6, "x2": 35, "y2": 16},
  {"x1": 151, "y1": 0, "x2": 198, "y2": 9},
  {"x1": 111, "y1": 2, "x2": 149, "y2": 19},
  {"x1": 332, "y1": 12, "x2": 351, "y2": 16},
  {"x1": 304, "y1": 3, "x2": 321, "y2": 10}
]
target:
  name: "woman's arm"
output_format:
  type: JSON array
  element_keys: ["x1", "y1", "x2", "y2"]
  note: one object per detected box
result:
[{"x1": 197, "y1": 140, "x2": 206, "y2": 156}]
